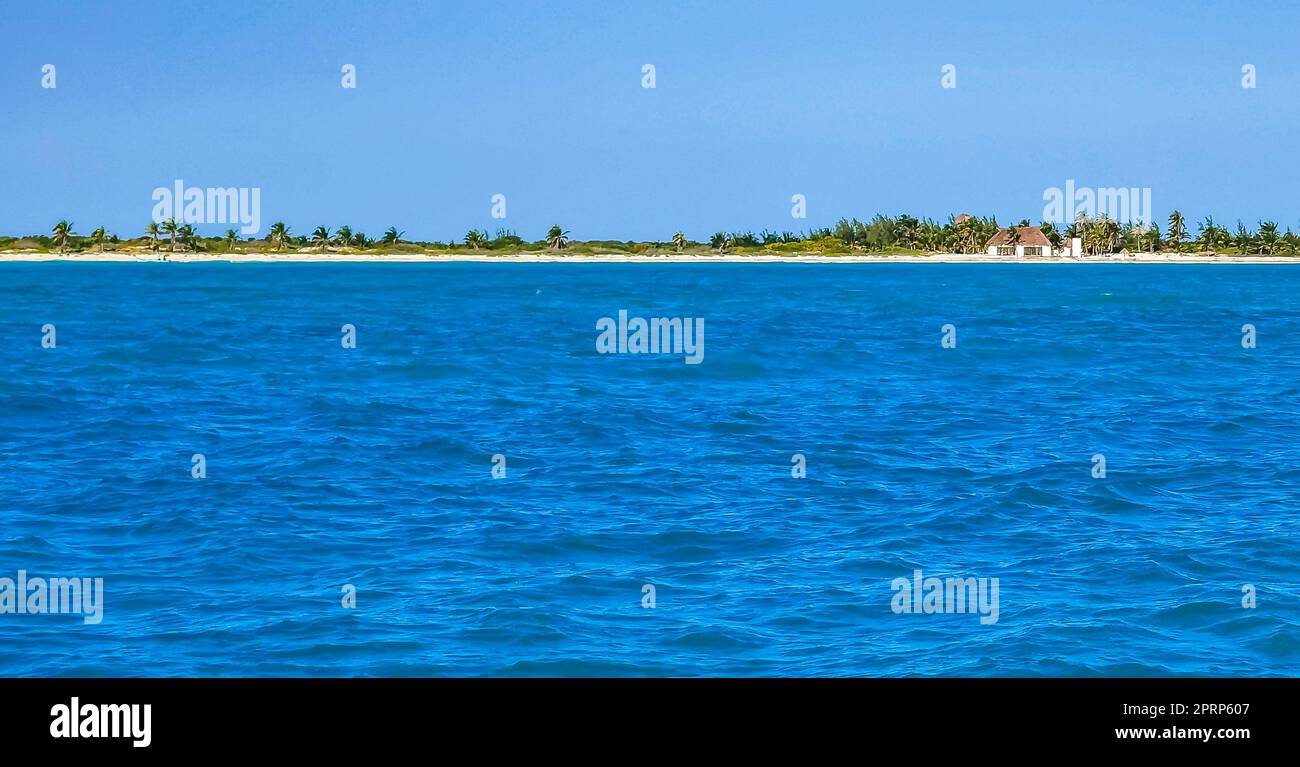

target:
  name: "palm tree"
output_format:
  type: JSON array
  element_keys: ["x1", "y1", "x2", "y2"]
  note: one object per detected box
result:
[
  {"x1": 1196, "y1": 216, "x2": 1217, "y2": 253},
  {"x1": 269, "y1": 221, "x2": 290, "y2": 251},
  {"x1": 1283, "y1": 229, "x2": 1299, "y2": 255},
  {"x1": 1087, "y1": 216, "x2": 1121, "y2": 255},
  {"x1": 335, "y1": 226, "x2": 353, "y2": 248},
  {"x1": 1202, "y1": 218, "x2": 1230, "y2": 253},
  {"x1": 224, "y1": 229, "x2": 239, "y2": 252},
  {"x1": 1234, "y1": 221, "x2": 1251, "y2": 251},
  {"x1": 382, "y1": 227, "x2": 404, "y2": 247},
  {"x1": 1145, "y1": 221, "x2": 1162, "y2": 253},
  {"x1": 145, "y1": 222, "x2": 162, "y2": 251},
  {"x1": 917, "y1": 220, "x2": 943, "y2": 252},
  {"x1": 1167, "y1": 211, "x2": 1186, "y2": 252},
  {"x1": 353, "y1": 232, "x2": 370, "y2": 248},
  {"x1": 176, "y1": 224, "x2": 196, "y2": 252},
  {"x1": 90, "y1": 226, "x2": 107, "y2": 253},
  {"x1": 465, "y1": 229, "x2": 486, "y2": 250},
  {"x1": 954, "y1": 215, "x2": 982, "y2": 254},
  {"x1": 709, "y1": 232, "x2": 730, "y2": 253},
  {"x1": 896, "y1": 215, "x2": 920, "y2": 248},
  {"x1": 311, "y1": 226, "x2": 332, "y2": 252},
  {"x1": 1121, "y1": 222, "x2": 1142, "y2": 251},
  {"x1": 672, "y1": 232, "x2": 687, "y2": 252},
  {"x1": 51, "y1": 220, "x2": 75, "y2": 253},
  {"x1": 1124, "y1": 222, "x2": 1152, "y2": 253},
  {"x1": 1257, "y1": 221, "x2": 1279, "y2": 255},
  {"x1": 161, "y1": 217, "x2": 179, "y2": 253},
  {"x1": 1039, "y1": 221, "x2": 1061, "y2": 247},
  {"x1": 1105, "y1": 217, "x2": 1122, "y2": 254},
  {"x1": 1006, "y1": 225, "x2": 1021, "y2": 248},
  {"x1": 546, "y1": 225, "x2": 569, "y2": 250}
]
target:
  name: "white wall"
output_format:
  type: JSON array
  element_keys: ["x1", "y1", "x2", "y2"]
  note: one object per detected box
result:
[{"x1": 987, "y1": 243, "x2": 1045, "y2": 256}]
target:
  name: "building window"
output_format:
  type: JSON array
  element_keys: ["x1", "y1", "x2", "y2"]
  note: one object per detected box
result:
[
  {"x1": 1024, "y1": 246, "x2": 1042, "y2": 256},
  {"x1": 997, "y1": 246, "x2": 1015, "y2": 256}
]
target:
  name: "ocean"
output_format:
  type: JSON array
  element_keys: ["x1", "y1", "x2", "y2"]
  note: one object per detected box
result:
[{"x1": 1, "y1": 262, "x2": 1298, "y2": 676}]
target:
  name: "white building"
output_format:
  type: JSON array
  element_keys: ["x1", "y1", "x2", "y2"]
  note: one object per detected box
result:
[{"x1": 986, "y1": 226, "x2": 1054, "y2": 257}]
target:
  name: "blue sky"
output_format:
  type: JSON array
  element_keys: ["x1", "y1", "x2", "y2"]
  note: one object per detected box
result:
[{"x1": 3, "y1": 0, "x2": 1298, "y2": 241}]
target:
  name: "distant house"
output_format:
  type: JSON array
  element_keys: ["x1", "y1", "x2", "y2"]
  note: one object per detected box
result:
[{"x1": 986, "y1": 226, "x2": 1052, "y2": 257}]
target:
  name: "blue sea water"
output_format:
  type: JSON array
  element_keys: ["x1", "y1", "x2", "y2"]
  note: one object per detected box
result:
[{"x1": 1, "y1": 262, "x2": 1299, "y2": 677}]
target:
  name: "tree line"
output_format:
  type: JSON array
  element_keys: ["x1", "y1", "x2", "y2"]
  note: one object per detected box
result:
[{"x1": 15, "y1": 214, "x2": 1300, "y2": 255}]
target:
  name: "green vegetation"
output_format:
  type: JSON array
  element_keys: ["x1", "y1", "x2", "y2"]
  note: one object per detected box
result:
[
  {"x1": 7, "y1": 213, "x2": 1300, "y2": 257},
  {"x1": 311, "y1": 226, "x2": 332, "y2": 252},
  {"x1": 269, "y1": 221, "x2": 290, "y2": 251},
  {"x1": 161, "y1": 217, "x2": 178, "y2": 254},
  {"x1": 51, "y1": 220, "x2": 75, "y2": 254},
  {"x1": 545, "y1": 225, "x2": 570, "y2": 250}
]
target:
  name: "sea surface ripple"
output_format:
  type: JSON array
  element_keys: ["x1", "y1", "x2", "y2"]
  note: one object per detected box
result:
[{"x1": 1, "y1": 263, "x2": 1298, "y2": 676}]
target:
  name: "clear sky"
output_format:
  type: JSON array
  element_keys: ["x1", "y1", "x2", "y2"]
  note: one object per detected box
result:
[{"x1": 3, "y1": 0, "x2": 1298, "y2": 241}]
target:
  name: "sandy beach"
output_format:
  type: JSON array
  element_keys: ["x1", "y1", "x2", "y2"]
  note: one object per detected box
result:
[{"x1": 4, "y1": 250, "x2": 1300, "y2": 264}]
